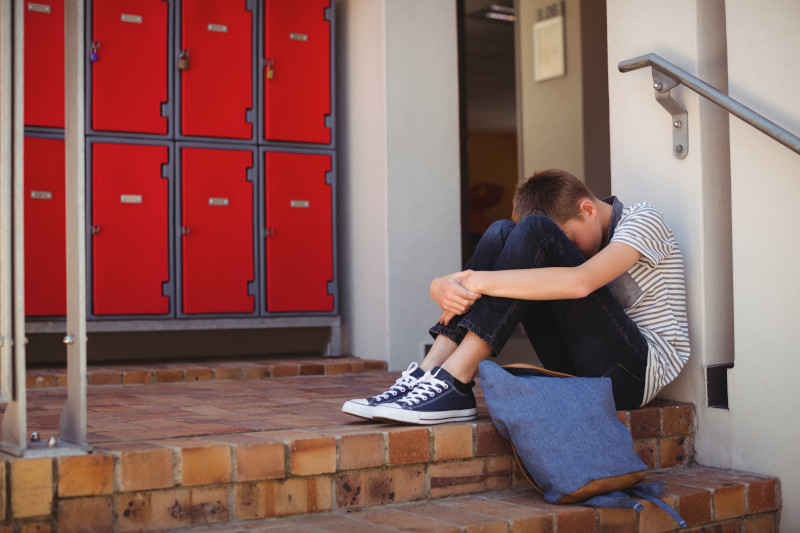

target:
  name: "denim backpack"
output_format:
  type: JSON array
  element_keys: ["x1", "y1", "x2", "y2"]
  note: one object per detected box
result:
[{"x1": 478, "y1": 360, "x2": 687, "y2": 526}]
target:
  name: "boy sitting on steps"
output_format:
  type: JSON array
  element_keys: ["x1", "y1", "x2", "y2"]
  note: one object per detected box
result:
[{"x1": 343, "y1": 169, "x2": 690, "y2": 425}]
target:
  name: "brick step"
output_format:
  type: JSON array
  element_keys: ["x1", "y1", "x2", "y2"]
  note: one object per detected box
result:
[
  {"x1": 25, "y1": 355, "x2": 387, "y2": 389},
  {"x1": 0, "y1": 368, "x2": 778, "y2": 531},
  {"x1": 181, "y1": 467, "x2": 780, "y2": 533}
]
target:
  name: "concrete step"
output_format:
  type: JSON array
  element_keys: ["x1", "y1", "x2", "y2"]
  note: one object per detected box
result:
[{"x1": 0, "y1": 365, "x2": 780, "y2": 532}]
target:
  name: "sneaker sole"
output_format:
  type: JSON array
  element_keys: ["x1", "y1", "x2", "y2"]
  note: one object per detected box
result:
[
  {"x1": 342, "y1": 400, "x2": 375, "y2": 420},
  {"x1": 373, "y1": 406, "x2": 477, "y2": 425}
]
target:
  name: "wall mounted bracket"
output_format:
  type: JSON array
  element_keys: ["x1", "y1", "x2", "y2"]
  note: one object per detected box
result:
[{"x1": 652, "y1": 69, "x2": 688, "y2": 159}]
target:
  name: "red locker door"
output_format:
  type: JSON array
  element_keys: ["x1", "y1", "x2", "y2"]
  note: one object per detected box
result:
[
  {"x1": 181, "y1": 0, "x2": 252, "y2": 139},
  {"x1": 24, "y1": 0, "x2": 65, "y2": 128},
  {"x1": 92, "y1": 143, "x2": 170, "y2": 315},
  {"x1": 181, "y1": 148, "x2": 254, "y2": 313},
  {"x1": 265, "y1": 152, "x2": 333, "y2": 312},
  {"x1": 264, "y1": 0, "x2": 331, "y2": 144},
  {"x1": 91, "y1": 0, "x2": 168, "y2": 134},
  {"x1": 24, "y1": 137, "x2": 66, "y2": 316}
]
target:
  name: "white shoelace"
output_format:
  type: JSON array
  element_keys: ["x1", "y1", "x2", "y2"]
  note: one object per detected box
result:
[
  {"x1": 374, "y1": 362, "x2": 421, "y2": 400},
  {"x1": 397, "y1": 372, "x2": 449, "y2": 406}
]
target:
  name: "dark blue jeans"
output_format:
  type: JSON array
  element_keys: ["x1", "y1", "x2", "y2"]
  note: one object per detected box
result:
[{"x1": 430, "y1": 215, "x2": 648, "y2": 409}]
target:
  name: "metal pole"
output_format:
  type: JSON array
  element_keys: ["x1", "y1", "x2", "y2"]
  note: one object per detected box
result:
[
  {"x1": 0, "y1": 0, "x2": 28, "y2": 456},
  {"x1": 59, "y1": 0, "x2": 88, "y2": 447}
]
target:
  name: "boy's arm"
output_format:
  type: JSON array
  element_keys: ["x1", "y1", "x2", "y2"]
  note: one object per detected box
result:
[{"x1": 461, "y1": 242, "x2": 643, "y2": 300}]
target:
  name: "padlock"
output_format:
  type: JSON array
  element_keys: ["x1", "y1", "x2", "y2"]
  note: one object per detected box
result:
[
  {"x1": 266, "y1": 57, "x2": 274, "y2": 80},
  {"x1": 178, "y1": 50, "x2": 189, "y2": 70},
  {"x1": 90, "y1": 41, "x2": 100, "y2": 62}
]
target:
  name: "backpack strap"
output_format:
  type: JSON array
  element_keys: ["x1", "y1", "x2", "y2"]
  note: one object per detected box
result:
[{"x1": 626, "y1": 483, "x2": 688, "y2": 529}]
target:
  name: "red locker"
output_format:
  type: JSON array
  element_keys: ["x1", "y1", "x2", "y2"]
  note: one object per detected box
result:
[
  {"x1": 180, "y1": 0, "x2": 253, "y2": 139},
  {"x1": 264, "y1": 0, "x2": 331, "y2": 144},
  {"x1": 91, "y1": 0, "x2": 169, "y2": 134},
  {"x1": 181, "y1": 147, "x2": 254, "y2": 313},
  {"x1": 265, "y1": 152, "x2": 333, "y2": 312},
  {"x1": 92, "y1": 143, "x2": 170, "y2": 315},
  {"x1": 24, "y1": 0, "x2": 65, "y2": 128},
  {"x1": 24, "y1": 137, "x2": 66, "y2": 316}
]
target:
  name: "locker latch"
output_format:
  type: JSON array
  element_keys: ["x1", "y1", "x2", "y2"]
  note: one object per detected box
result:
[
  {"x1": 182, "y1": 226, "x2": 191, "y2": 236},
  {"x1": 90, "y1": 41, "x2": 100, "y2": 62},
  {"x1": 178, "y1": 50, "x2": 189, "y2": 71},
  {"x1": 91, "y1": 225, "x2": 101, "y2": 235},
  {"x1": 265, "y1": 227, "x2": 274, "y2": 237}
]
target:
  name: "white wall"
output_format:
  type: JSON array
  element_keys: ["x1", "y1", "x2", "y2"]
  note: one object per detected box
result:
[
  {"x1": 726, "y1": 0, "x2": 800, "y2": 529},
  {"x1": 336, "y1": 0, "x2": 462, "y2": 370}
]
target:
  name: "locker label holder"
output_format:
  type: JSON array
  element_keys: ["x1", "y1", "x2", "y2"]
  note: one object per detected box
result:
[
  {"x1": 120, "y1": 194, "x2": 143, "y2": 204},
  {"x1": 27, "y1": 3, "x2": 51, "y2": 13},
  {"x1": 208, "y1": 24, "x2": 228, "y2": 33},
  {"x1": 290, "y1": 33, "x2": 308, "y2": 42},
  {"x1": 209, "y1": 198, "x2": 230, "y2": 206},
  {"x1": 30, "y1": 191, "x2": 52, "y2": 200},
  {"x1": 121, "y1": 14, "x2": 143, "y2": 24},
  {"x1": 290, "y1": 200, "x2": 310, "y2": 208}
]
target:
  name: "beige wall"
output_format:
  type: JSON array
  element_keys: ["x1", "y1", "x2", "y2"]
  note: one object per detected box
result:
[
  {"x1": 336, "y1": 0, "x2": 462, "y2": 370},
  {"x1": 515, "y1": 0, "x2": 609, "y2": 196}
]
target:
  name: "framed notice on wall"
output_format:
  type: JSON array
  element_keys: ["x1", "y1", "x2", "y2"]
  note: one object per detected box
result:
[{"x1": 533, "y1": 15, "x2": 565, "y2": 82}]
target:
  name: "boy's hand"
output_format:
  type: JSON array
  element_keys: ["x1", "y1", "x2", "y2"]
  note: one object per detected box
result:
[{"x1": 430, "y1": 270, "x2": 481, "y2": 324}]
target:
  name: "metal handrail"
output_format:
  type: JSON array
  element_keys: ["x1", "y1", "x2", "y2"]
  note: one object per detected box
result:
[{"x1": 619, "y1": 53, "x2": 800, "y2": 156}]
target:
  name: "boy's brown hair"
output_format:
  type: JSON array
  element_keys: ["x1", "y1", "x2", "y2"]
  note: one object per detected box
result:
[{"x1": 511, "y1": 169, "x2": 597, "y2": 224}]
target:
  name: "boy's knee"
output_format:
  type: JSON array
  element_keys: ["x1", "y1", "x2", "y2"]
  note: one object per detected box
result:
[
  {"x1": 485, "y1": 219, "x2": 516, "y2": 239},
  {"x1": 517, "y1": 214, "x2": 560, "y2": 233}
]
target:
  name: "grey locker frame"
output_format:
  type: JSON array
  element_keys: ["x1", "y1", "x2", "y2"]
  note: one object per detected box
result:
[
  {"x1": 85, "y1": 137, "x2": 176, "y2": 320},
  {"x1": 175, "y1": 141, "x2": 260, "y2": 318},
  {"x1": 257, "y1": 0, "x2": 336, "y2": 150},
  {"x1": 84, "y1": 0, "x2": 176, "y2": 140},
  {"x1": 258, "y1": 146, "x2": 338, "y2": 317},
  {"x1": 174, "y1": 0, "x2": 258, "y2": 145}
]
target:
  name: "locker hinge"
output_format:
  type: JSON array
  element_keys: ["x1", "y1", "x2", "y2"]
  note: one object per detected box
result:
[
  {"x1": 265, "y1": 228, "x2": 274, "y2": 237},
  {"x1": 91, "y1": 225, "x2": 101, "y2": 235},
  {"x1": 182, "y1": 226, "x2": 191, "y2": 236}
]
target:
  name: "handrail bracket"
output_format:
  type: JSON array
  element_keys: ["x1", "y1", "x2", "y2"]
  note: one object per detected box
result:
[{"x1": 652, "y1": 69, "x2": 688, "y2": 160}]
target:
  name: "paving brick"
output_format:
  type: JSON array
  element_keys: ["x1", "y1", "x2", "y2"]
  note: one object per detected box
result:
[
  {"x1": 122, "y1": 370, "x2": 152, "y2": 384},
  {"x1": 175, "y1": 441, "x2": 232, "y2": 486},
  {"x1": 747, "y1": 478, "x2": 778, "y2": 513},
  {"x1": 234, "y1": 476, "x2": 331, "y2": 520},
  {"x1": 352, "y1": 508, "x2": 461, "y2": 532},
  {"x1": 0, "y1": 461, "x2": 5, "y2": 520},
  {"x1": 149, "y1": 486, "x2": 229, "y2": 530},
  {"x1": 660, "y1": 436, "x2": 690, "y2": 468},
  {"x1": 185, "y1": 367, "x2": 215, "y2": 382},
  {"x1": 429, "y1": 457, "x2": 512, "y2": 499},
  {"x1": 633, "y1": 438, "x2": 657, "y2": 469},
  {"x1": 117, "y1": 492, "x2": 151, "y2": 532},
  {"x1": 432, "y1": 424, "x2": 473, "y2": 461},
  {"x1": 388, "y1": 427, "x2": 431, "y2": 466},
  {"x1": 340, "y1": 432, "x2": 385, "y2": 470},
  {"x1": 213, "y1": 367, "x2": 242, "y2": 381},
  {"x1": 9, "y1": 457, "x2": 53, "y2": 518},
  {"x1": 102, "y1": 443, "x2": 175, "y2": 492},
  {"x1": 662, "y1": 404, "x2": 693, "y2": 436},
  {"x1": 210, "y1": 434, "x2": 286, "y2": 482},
  {"x1": 289, "y1": 436, "x2": 337, "y2": 476},
  {"x1": 744, "y1": 514, "x2": 776, "y2": 533},
  {"x1": 665, "y1": 482, "x2": 712, "y2": 527},
  {"x1": 324, "y1": 362, "x2": 353, "y2": 375},
  {"x1": 242, "y1": 365, "x2": 271, "y2": 379},
  {"x1": 299, "y1": 363, "x2": 325, "y2": 376},
  {"x1": 335, "y1": 466, "x2": 426, "y2": 509},
  {"x1": 89, "y1": 370, "x2": 122, "y2": 386},
  {"x1": 402, "y1": 501, "x2": 508, "y2": 533},
  {"x1": 57, "y1": 496, "x2": 114, "y2": 533},
  {"x1": 597, "y1": 506, "x2": 637, "y2": 533},
  {"x1": 155, "y1": 369, "x2": 184, "y2": 383},
  {"x1": 499, "y1": 492, "x2": 595, "y2": 533},
  {"x1": 271, "y1": 365, "x2": 298, "y2": 378},
  {"x1": 27, "y1": 372, "x2": 58, "y2": 389},
  {"x1": 56, "y1": 453, "x2": 114, "y2": 497},
  {"x1": 617, "y1": 410, "x2": 629, "y2": 429},
  {"x1": 476, "y1": 421, "x2": 512, "y2": 456},
  {"x1": 629, "y1": 406, "x2": 661, "y2": 439},
  {"x1": 713, "y1": 484, "x2": 746, "y2": 521},
  {"x1": 452, "y1": 496, "x2": 555, "y2": 531},
  {"x1": 363, "y1": 361, "x2": 387, "y2": 372}
]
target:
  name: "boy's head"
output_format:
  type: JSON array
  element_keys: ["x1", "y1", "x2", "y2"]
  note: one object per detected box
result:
[{"x1": 512, "y1": 169, "x2": 597, "y2": 224}]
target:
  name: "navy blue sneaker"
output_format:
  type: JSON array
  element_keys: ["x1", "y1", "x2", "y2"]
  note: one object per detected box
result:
[
  {"x1": 342, "y1": 362, "x2": 425, "y2": 420},
  {"x1": 372, "y1": 367, "x2": 477, "y2": 425}
]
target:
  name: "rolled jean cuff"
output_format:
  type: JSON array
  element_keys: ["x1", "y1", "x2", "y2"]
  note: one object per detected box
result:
[
  {"x1": 456, "y1": 318, "x2": 506, "y2": 357},
  {"x1": 429, "y1": 322, "x2": 465, "y2": 345}
]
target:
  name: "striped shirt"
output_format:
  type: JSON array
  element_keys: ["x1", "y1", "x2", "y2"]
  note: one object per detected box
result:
[{"x1": 608, "y1": 201, "x2": 690, "y2": 406}]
